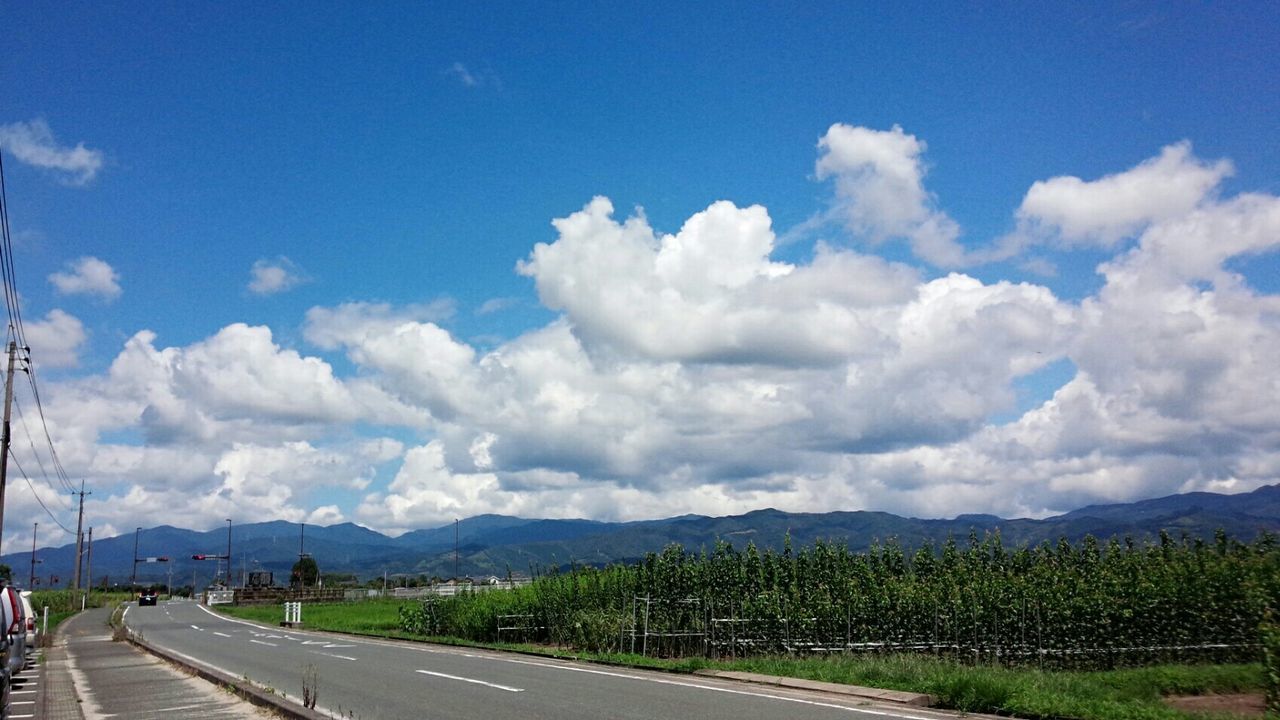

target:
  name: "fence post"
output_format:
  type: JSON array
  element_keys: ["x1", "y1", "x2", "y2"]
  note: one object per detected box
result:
[{"x1": 642, "y1": 595, "x2": 650, "y2": 657}]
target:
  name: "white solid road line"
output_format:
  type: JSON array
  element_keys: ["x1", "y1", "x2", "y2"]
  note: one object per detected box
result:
[{"x1": 416, "y1": 669, "x2": 524, "y2": 693}]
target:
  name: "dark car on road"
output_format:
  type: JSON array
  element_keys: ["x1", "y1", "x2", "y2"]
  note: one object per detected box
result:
[{"x1": 138, "y1": 590, "x2": 158, "y2": 606}]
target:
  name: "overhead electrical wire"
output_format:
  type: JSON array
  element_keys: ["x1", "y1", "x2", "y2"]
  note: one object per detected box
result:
[
  {"x1": 0, "y1": 145, "x2": 81, "y2": 537},
  {"x1": 20, "y1": 359, "x2": 75, "y2": 493},
  {"x1": 10, "y1": 451, "x2": 73, "y2": 535},
  {"x1": 15, "y1": 397, "x2": 75, "y2": 506},
  {"x1": 0, "y1": 151, "x2": 29, "y2": 352}
]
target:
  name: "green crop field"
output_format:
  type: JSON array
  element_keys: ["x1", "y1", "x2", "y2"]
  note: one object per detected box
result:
[
  {"x1": 396, "y1": 531, "x2": 1280, "y2": 669},
  {"x1": 218, "y1": 531, "x2": 1279, "y2": 719}
]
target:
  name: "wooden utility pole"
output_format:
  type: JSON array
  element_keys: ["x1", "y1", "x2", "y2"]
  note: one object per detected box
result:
[{"x1": 0, "y1": 340, "x2": 17, "y2": 552}]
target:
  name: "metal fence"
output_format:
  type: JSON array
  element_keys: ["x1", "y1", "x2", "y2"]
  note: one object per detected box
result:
[{"x1": 611, "y1": 595, "x2": 1262, "y2": 668}]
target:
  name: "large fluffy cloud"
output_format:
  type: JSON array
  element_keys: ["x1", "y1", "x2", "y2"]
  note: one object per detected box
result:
[
  {"x1": 309, "y1": 193, "x2": 1074, "y2": 527},
  {"x1": 14, "y1": 125, "x2": 1280, "y2": 547},
  {"x1": 23, "y1": 309, "x2": 87, "y2": 368},
  {"x1": 816, "y1": 123, "x2": 968, "y2": 267},
  {"x1": 7, "y1": 324, "x2": 418, "y2": 547},
  {"x1": 1018, "y1": 142, "x2": 1233, "y2": 245}
]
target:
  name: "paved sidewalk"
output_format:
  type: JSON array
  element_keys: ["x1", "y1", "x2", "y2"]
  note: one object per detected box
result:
[
  {"x1": 34, "y1": 606, "x2": 273, "y2": 720},
  {"x1": 35, "y1": 609, "x2": 92, "y2": 720}
]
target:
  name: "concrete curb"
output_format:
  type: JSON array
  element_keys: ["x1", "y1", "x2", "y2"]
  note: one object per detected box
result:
[
  {"x1": 125, "y1": 634, "x2": 327, "y2": 720},
  {"x1": 693, "y1": 669, "x2": 936, "y2": 706}
]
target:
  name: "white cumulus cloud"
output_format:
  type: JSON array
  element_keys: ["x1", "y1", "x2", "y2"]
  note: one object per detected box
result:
[
  {"x1": 1017, "y1": 141, "x2": 1234, "y2": 246},
  {"x1": 23, "y1": 309, "x2": 87, "y2": 368},
  {"x1": 816, "y1": 123, "x2": 968, "y2": 267},
  {"x1": 49, "y1": 256, "x2": 121, "y2": 300}
]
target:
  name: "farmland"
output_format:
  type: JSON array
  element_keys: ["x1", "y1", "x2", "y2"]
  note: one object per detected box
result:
[{"x1": 398, "y1": 531, "x2": 1279, "y2": 670}]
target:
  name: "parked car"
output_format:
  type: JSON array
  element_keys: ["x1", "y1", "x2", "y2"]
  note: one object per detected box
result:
[
  {"x1": 0, "y1": 634, "x2": 9, "y2": 718},
  {"x1": 0, "y1": 642, "x2": 9, "y2": 720},
  {"x1": 17, "y1": 592, "x2": 37, "y2": 650},
  {"x1": 138, "y1": 589, "x2": 158, "y2": 606},
  {"x1": 0, "y1": 586, "x2": 26, "y2": 675}
]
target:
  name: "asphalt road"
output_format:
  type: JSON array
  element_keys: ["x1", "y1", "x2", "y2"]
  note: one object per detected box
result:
[{"x1": 125, "y1": 599, "x2": 958, "y2": 720}]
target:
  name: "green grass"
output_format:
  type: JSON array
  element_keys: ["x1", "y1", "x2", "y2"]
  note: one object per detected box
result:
[
  {"x1": 28, "y1": 590, "x2": 135, "y2": 638},
  {"x1": 706, "y1": 655, "x2": 1264, "y2": 719},
  {"x1": 221, "y1": 597, "x2": 405, "y2": 634},
  {"x1": 217, "y1": 600, "x2": 1267, "y2": 720}
]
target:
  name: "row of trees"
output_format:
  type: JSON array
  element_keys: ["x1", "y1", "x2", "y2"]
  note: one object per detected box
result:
[{"x1": 400, "y1": 530, "x2": 1279, "y2": 669}]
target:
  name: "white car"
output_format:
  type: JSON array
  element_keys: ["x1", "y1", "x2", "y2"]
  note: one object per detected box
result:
[{"x1": 18, "y1": 592, "x2": 37, "y2": 651}]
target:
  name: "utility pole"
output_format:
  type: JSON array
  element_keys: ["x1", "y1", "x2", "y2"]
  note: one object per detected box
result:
[
  {"x1": 72, "y1": 480, "x2": 89, "y2": 590},
  {"x1": 454, "y1": 518, "x2": 459, "y2": 581},
  {"x1": 225, "y1": 518, "x2": 232, "y2": 588},
  {"x1": 130, "y1": 527, "x2": 141, "y2": 587},
  {"x1": 28, "y1": 522, "x2": 36, "y2": 587},
  {"x1": 0, "y1": 339, "x2": 19, "y2": 551},
  {"x1": 85, "y1": 527, "x2": 93, "y2": 595}
]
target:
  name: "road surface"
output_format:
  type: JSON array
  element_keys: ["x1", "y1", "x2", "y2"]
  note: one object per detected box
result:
[{"x1": 125, "y1": 599, "x2": 958, "y2": 720}]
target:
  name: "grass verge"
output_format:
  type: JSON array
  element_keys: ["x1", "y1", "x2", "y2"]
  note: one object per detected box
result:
[
  {"x1": 217, "y1": 600, "x2": 1266, "y2": 720},
  {"x1": 29, "y1": 590, "x2": 135, "y2": 644}
]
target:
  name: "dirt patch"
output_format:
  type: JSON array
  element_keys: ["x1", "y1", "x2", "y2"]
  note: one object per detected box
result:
[{"x1": 1163, "y1": 693, "x2": 1266, "y2": 717}]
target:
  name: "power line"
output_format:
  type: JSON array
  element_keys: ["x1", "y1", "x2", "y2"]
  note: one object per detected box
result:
[
  {"x1": 14, "y1": 397, "x2": 74, "y2": 504},
  {"x1": 0, "y1": 145, "x2": 80, "y2": 550},
  {"x1": 10, "y1": 450, "x2": 73, "y2": 535},
  {"x1": 18, "y1": 364, "x2": 75, "y2": 495},
  {"x1": 0, "y1": 152, "x2": 28, "y2": 352}
]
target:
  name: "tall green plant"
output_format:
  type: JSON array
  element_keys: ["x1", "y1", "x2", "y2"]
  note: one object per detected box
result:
[
  {"x1": 398, "y1": 532, "x2": 1280, "y2": 670},
  {"x1": 1262, "y1": 611, "x2": 1279, "y2": 715}
]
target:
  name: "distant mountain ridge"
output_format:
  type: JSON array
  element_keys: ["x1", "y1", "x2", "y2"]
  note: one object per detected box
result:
[{"x1": 6, "y1": 484, "x2": 1278, "y2": 589}]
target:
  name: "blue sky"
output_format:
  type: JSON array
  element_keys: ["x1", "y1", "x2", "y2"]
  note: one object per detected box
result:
[{"x1": 1, "y1": 2, "x2": 1278, "y2": 549}]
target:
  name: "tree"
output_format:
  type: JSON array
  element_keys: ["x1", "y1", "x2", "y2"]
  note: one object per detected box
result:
[
  {"x1": 291, "y1": 556, "x2": 319, "y2": 588},
  {"x1": 0, "y1": 564, "x2": 10, "y2": 584}
]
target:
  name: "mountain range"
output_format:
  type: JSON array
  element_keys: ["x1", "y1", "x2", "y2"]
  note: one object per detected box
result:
[{"x1": 6, "y1": 484, "x2": 1279, "y2": 589}]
